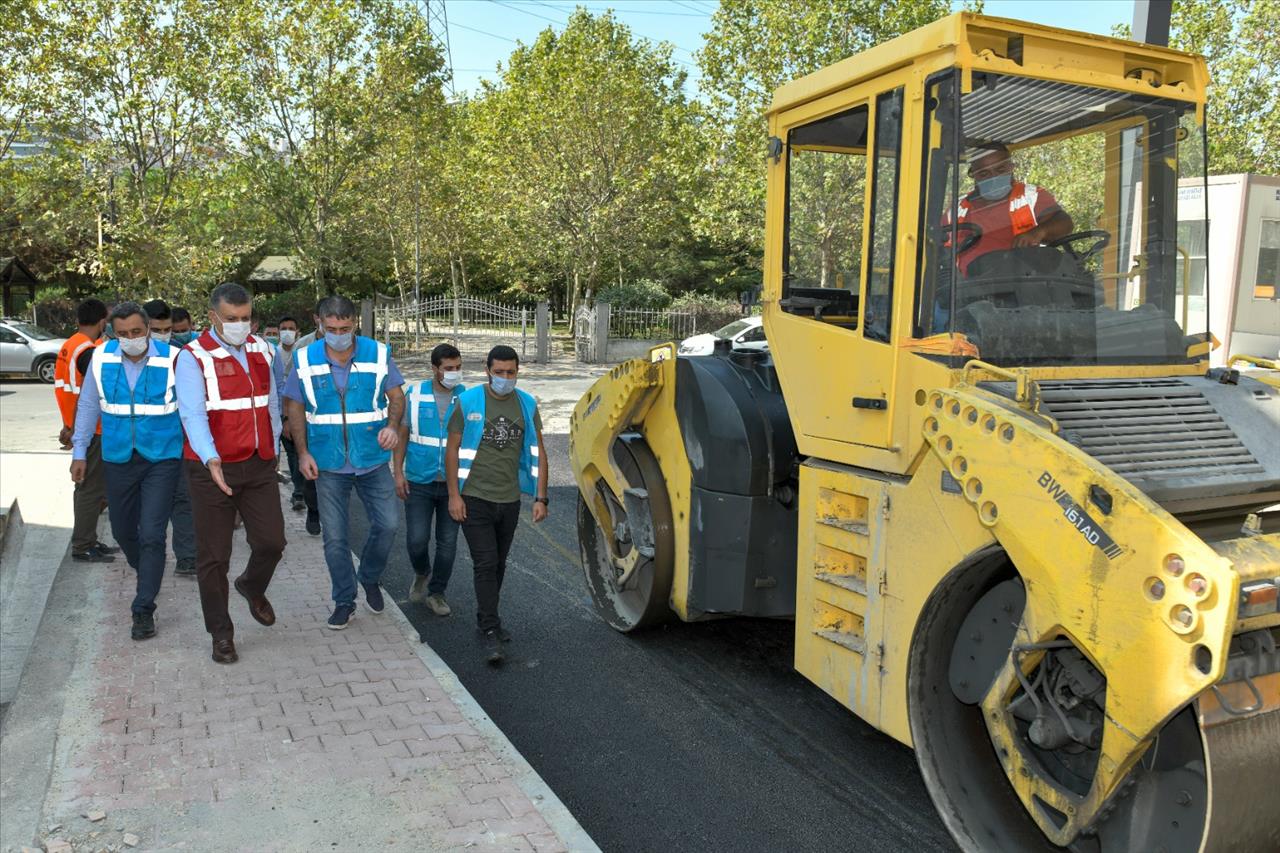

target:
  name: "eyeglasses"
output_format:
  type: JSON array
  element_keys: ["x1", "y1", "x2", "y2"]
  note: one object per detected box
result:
[{"x1": 969, "y1": 161, "x2": 1013, "y2": 181}]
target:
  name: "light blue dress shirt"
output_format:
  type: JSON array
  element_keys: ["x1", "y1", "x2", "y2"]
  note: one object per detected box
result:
[
  {"x1": 175, "y1": 330, "x2": 282, "y2": 465},
  {"x1": 71, "y1": 339, "x2": 154, "y2": 461}
]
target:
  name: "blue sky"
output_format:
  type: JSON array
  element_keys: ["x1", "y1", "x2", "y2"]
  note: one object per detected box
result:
[{"x1": 441, "y1": 0, "x2": 1136, "y2": 97}]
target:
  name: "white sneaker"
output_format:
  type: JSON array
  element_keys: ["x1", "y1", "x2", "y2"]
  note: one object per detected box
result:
[
  {"x1": 409, "y1": 575, "x2": 428, "y2": 603},
  {"x1": 426, "y1": 594, "x2": 452, "y2": 617}
]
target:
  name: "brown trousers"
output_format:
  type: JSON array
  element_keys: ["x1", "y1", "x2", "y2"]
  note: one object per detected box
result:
[
  {"x1": 186, "y1": 455, "x2": 286, "y2": 641},
  {"x1": 71, "y1": 436, "x2": 107, "y2": 551}
]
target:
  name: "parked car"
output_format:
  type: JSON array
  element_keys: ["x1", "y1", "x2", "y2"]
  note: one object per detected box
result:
[
  {"x1": 0, "y1": 319, "x2": 66, "y2": 383},
  {"x1": 677, "y1": 316, "x2": 768, "y2": 356}
]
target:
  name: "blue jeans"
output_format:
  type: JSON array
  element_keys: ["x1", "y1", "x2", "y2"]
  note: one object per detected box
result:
[
  {"x1": 406, "y1": 480, "x2": 460, "y2": 595},
  {"x1": 168, "y1": 463, "x2": 195, "y2": 561},
  {"x1": 316, "y1": 465, "x2": 398, "y2": 606},
  {"x1": 103, "y1": 454, "x2": 180, "y2": 614}
]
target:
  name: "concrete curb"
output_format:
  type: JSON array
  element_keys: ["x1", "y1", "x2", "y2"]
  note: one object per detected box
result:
[{"x1": 381, "y1": 596, "x2": 601, "y2": 853}]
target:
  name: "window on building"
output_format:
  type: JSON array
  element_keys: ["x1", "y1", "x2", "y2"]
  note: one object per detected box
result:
[{"x1": 1255, "y1": 219, "x2": 1279, "y2": 300}]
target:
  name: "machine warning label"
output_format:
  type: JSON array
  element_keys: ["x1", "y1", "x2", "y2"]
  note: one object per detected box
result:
[{"x1": 1037, "y1": 471, "x2": 1123, "y2": 560}]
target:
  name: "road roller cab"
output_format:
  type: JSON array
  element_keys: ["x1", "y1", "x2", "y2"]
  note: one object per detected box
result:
[{"x1": 569, "y1": 12, "x2": 1280, "y2": 852}]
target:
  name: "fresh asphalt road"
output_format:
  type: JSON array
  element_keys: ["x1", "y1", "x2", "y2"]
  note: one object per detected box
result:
[{"x1": 350, "y1": 433, "x2": 955, "y2": 853}]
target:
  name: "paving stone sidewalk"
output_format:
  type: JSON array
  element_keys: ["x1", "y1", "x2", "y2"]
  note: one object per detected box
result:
[{"x1": 1, "y1": 488, "x2": 597, "y2": 853}]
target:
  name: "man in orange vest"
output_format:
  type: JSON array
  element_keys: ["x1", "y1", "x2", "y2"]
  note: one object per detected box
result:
[
  {"x1": 55, "y1": 297, "x2": 118, "y2": 563},
  {"x1": 175, "y1": 282, "x2": 285, "y2": 664},
  {"x1": 952, "y1": 144, "x2": 1074, "y2": 274}
]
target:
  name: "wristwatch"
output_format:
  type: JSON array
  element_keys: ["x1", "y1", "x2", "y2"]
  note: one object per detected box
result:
[{"x1": 535, "y1": 496, "x2": 549, "y2": 506}]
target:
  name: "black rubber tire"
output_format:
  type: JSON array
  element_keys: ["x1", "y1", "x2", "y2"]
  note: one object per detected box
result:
[{"x1": 36, "y1": 356, "x2": 56, "y2": 384}]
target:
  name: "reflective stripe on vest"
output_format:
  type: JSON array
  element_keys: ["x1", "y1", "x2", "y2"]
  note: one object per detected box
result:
[
  {"x1": 404, "y1": 380, "x2": 464, "y2": 484},
  {"x1": 957, "y1": 180, "x2": 1040, "y2": 236},
  {"x1": 454, "y1": 386, "x2": 540, "y2": 496},
  {"x1": 296, "y1": 337, "x2": 391, "y2": 472},
  {"x1": 181, "y1": 332, "x2": 275, "y2": 463},
  {"x1": 92, "y1": 340, "x2": 184, "y2": 463}
]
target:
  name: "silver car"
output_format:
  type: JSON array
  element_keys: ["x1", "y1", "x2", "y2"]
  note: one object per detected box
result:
[{"x1": 0, "y1": 319, "x2": 66, "y2": 383}]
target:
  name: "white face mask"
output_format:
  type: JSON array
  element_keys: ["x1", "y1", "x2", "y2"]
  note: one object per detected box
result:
[
  {"x1": 220, "y1": 320, "x2": 251, "y2": 346},
  {"x1": 440, "y1": 370, "x2": 462, "y2": 389},
  {"x1": 119, "y1": 336, "x2": 150, "y2": 357},
  {"x1": 150, "y1": 331, "x2": 171, "y2": 344},
  {"x1": 279, "y1": 329, "x2": 297, "y2": 346}
]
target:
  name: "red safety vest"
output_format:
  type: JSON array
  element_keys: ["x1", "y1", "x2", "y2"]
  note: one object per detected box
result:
[
  {"x1": 181, "y1": 331, "x2": 276, "y2": 463},
  {"x1": 956, "y1": 180, "x2": 1041, "y2": 235}
]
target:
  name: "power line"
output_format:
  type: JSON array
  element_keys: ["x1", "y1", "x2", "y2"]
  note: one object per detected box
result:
[{"x1": 488, "y1": 0, "x2": 564, "y2": 26}]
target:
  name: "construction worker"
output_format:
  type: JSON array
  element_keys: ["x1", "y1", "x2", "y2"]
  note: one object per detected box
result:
[
  {"x1": 274, "y1": 316, "x2": 313, "y2": 514},
  {"x1": 290, "y1": 303, "x2": 325, "y2": 536},
  {"x1": 175, "y1": 282, "x2": 285, "y2": 664},
  {"x1": 170, "y1": 307, "x2": 195, "y2": 345},
  {"x1": 446, "y1": 344, "x2": 549, "y2": 665},
  {"x1": 394, "y1": 342, "x2": 465, "y2": 616},
  {"x1": 951, "y1": 144, "x2": 1074, "y2": 274},
  {"x1": 284, "y1": 295, "x2": 405, "y2": 630},
  {"x1": 55, "y1": 297, "x2": 117, "y2": 563},
  {"x1": 143, "y1": 299, "x2": 196, "y2": 577},
  {"x1": 70, "y1": 302, "x2": 184, "y2": 640}
]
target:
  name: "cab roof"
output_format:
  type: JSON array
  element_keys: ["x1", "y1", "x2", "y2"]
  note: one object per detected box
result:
[{"x1": 768, "y1": 12, "x2": 1208, "y2": 117}]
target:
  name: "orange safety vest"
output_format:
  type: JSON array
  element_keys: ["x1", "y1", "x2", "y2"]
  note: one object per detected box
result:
[
  {"x1": 54, "y1": 331, "x2": 102, "y2": 432},
  {"x1": 956, "y1": 180, "x2": 1041, "y2": 235}
]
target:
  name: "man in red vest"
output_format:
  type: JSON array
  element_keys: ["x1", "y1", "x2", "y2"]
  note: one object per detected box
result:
[
  {"x1": 952, "y1": 144, "x2": 1074, "y2": 274},
  {"x1": 175, "y1": 282, "x2": 285, "y2": 664}
]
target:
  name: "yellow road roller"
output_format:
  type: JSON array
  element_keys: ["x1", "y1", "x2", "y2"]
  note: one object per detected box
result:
[{"x1": 569, "y1": 12, "x2": 1280, "y2": 853}]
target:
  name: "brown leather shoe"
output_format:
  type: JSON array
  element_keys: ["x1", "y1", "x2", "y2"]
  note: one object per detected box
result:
[
  {"x1": 212, "y1": 638, "x2": 238, "y2": 664},
  {"x1": 234, "y1": 575, "x2": 276, "y2": 626}
]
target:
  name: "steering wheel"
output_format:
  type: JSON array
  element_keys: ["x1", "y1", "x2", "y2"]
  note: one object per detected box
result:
[
  {"x1": 933, "y1": 221, "x2": 983, "y2": 254},
  {"x1": 1047, "y1": 230, "x2": 1111, "y2": 264}
]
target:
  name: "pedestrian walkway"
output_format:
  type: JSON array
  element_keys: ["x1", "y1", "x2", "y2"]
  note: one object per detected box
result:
[{"x1": 0, "y1": 485, "x2": 597, "y2": 853}]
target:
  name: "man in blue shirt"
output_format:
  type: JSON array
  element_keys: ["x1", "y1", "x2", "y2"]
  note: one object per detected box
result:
[
  {"x1": 71, "y1": 303, "x2": 184, "y2": 641},
  {"x1": 284, "y1": 295, "x2": 406, "y2": 629},
  {"x1": 144, "y1": 299, "x2": 197, "y2": 577}
]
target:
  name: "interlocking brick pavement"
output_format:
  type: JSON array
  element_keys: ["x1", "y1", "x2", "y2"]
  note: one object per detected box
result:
[{"x1": 20, "y1": 489, "x2": 596, "y2": 852}]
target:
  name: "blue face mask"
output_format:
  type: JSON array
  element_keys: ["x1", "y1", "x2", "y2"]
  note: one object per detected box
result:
[
  {"x1": 171, "y1": 331, "x2": 193, "y2": 346},
  {"x1": 490, "y1": 375, "x2": 517, "y2": 395},
  {"x1": 976, "y1": 172, "x2": 1013, "y2": 201},
  {"x1": 324, "y1": 331, "x2": 353, "y2": 351}
]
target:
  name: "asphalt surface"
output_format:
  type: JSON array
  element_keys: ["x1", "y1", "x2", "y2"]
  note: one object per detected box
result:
[{"x1": 349, "y1": 433, "x2": 955, "y2": 853}]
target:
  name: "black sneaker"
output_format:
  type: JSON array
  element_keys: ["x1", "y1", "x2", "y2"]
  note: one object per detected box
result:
[
  {"x1": 305, "y1": 510, "x2": 321, "y2": 536},
  {"x1": 362, "y1": 583, "x2": 385, "y2": 614},
  {"x1": 477, "y1": 626, "x2": 512, "y2": 643},
  {"x1": 174, "y1": 557, "x2": 197, "y2": 576},
  {"x1": 72, "y1": 545, "x2": 115, "y2": 563},
  {"x1": 484, "y1": 630, "x2": 504, "y2": 665},
  {"x1": 94, "y1": 540, "x2": 119, "y2": 555},
  {"x1": 327, "y1": 603, "x2": 356, "y2": 630},
  {"x1": 290, "y1": 495, "x2": 305, "y2": 511},
  {"x1": 131, "y1": 612, "x2": 156, "y2": 641}
]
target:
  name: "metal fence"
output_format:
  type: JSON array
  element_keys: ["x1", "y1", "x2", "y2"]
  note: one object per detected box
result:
[
  {"x1": 573, "y1": 304, "x2": 597, "y2": 363},
  {"x1": 376, "y1": 294, "x2": 533, "y2": 359},
  {"x1": 609, "y1": 306, "x2": 695, "y2": 340},
  {"x1": 574, "y1": 303, "x2": 696, "y2": 363}
]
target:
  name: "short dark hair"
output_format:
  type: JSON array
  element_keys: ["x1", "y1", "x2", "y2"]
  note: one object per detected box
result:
[
  {"x1": 316, "y1": 295, "x2": 357, "y2": 321},
  {"x1": 431, "y1": 343, "x2": 462, "y2": 366},
  {"x1": 171, "y1": 307, "x2": 191, "y2": 324},
  {"x1": 210, "y1": 282, "x2": 251, "y2": 309},
  {"x1": 76, "y1": 298, "x2": 108, "y2": 326},
  {"x1": 109, "y1": 301, "x2": 148, "y2": 326},
  {"x1": 277, "y1": 315, "x2": 298, "y2": 327},
  {"x1": 142, "y1": 298, "x2": 171, "y2": 321},
  {"x1": 486, "y1": 345, "x2": 519, "y2": 367}
]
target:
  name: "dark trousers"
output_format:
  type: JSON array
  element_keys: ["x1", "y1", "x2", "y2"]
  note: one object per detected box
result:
[
  {"x1": 406, "y1": 480, "x2": 460, "y2": 595},
  {"x1": 282, "y1": 435, "x2": 317, "y2": 511},
  {"x1": 103, "y1": 453, "x2": 180, "y2": 614},
  {"x1": 461, "y1": 496, "x2": 521, "y2": 632},
  {"x1": 169, "y1": 463, "x2": 195, "y2": 561},
  {"x1": 72, "y1": 436, "x2": 107, "y2": 551},
  {"x1": 186, "y1": 455, "x2": 286, "y2": 641}
]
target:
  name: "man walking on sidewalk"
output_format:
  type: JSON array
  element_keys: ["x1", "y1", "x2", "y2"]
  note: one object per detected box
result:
[
  {"x1": 144, "y1": 299, "x2": 196, "y2": 577},
  {"x1": 394, "y1": 343, "x2": 465, "y2": 617},
  {"x1": 292, "y1": 305, "x2": 324, "y2": 535},
  {"x1": 284, "y1": 295, "x2": 405, "y2": 630},
  {"x1": 275, "y1": 316, "x2": 312, "y2": 517},
  {"x1": 176, "y1": 283, "x2": 285, "y2": 664},
  {"x1": 70, "y1": 303, "x2": 183, "y2": 641},
  {"x1": 55, "y1": 297, "x2": 117, "y2": 564},
  {"x1": 446, "y1": 345, "x2": 548, "y2": 665}
]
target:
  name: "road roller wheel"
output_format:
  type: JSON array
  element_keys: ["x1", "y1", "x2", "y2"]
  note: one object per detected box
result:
[
  {"x1": 906, "y1": 553, "x2": 1218, "y2": 853},
  {"x1": 578, "y1": 434, "x2": 674, "y2": 632}
]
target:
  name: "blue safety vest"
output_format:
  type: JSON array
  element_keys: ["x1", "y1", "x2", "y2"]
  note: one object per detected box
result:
[
  {"x1": 92, "y1": 339, "x2": 183, "y2": 464},
  {"x1": 404, "y1": 380, "x2": 465, "y2": 484},
  {"x1": 455, "y1": 385, "x2": 541, "y2": 497},
  {"x1": 295, "y1": 337, "x2": 392, "y2": 472}
]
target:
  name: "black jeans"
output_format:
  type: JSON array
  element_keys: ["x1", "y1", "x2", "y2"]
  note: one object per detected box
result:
[
  {"x1": 461, "y1": 495, "x2": 521, "y2": 632},
  {"x1": 407, "y1": 480, "x2": 460, "y2": 595},
  {"x1": 103, "y1": 453, "x2": 180, "y2": 614},
  {"x1": 281, "y1": 435, "x2": 317, "y2": 511}
]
